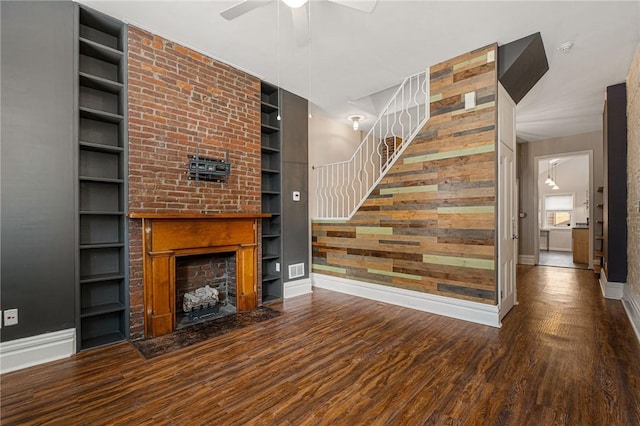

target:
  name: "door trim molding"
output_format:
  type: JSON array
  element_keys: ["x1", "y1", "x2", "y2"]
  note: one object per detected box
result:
[{"x1": 533, "y1": 150, "x2": 594, "y2": 269}]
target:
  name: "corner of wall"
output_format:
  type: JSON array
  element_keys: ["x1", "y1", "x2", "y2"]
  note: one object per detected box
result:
[
  {"x1": 284, "y1": 278, "x2": 313, "y2": 299},
  {"x1": 599, "y1": 269, "x2": 625, "y2": 300}
]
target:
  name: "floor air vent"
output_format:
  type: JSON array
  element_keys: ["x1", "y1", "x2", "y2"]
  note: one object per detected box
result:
[{"x1": 288, "y1": 263, "x2": 305, "y2": 279}]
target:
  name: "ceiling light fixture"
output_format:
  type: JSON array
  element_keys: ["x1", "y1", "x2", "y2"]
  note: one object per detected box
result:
[
  {"x1": 557, "y1": 41, "x2": 574, "y2": 53},
  {"x1": 551, "y1": 162, "x2": 559, "y2": 190},
  {"x1": 283, "y1": 0, "x2": 308, "y2": 8},
  {"x1": 348, "y1": 115, "x2": 364, "y2": 131},
  {"x1": 544, "y1": 161, "x2": 553, "y2": 185},
  {"x1": 547, "y1": 161, "x2": 558, "y2": 186}
]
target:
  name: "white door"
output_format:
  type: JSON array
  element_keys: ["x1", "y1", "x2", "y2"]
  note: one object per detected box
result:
[
  {"x1": 499, "y1": 145, "x2": 516, "y2": 319},
  {"x1": 498, "y1": 83, "x2": 517, "y2": 321}
]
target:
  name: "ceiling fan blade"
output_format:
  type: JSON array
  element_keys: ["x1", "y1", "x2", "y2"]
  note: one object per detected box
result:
[
  {"x1": 291, "y1": 5, "x2": 310, "y2": 47},
  {"x1": 220, "y1": 0, "x2": 273, "y2": 20},
  {"x1": 327, "y1": 0, "x2": 377, "y2": 13}
]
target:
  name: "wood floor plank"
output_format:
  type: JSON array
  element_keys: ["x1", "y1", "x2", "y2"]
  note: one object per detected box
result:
[{"x1": 1, "y1": 265, "x2": 640, "y2": 425}]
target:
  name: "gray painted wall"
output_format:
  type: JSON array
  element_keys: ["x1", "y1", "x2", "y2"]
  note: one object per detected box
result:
[
  {"x1": 603, "y1": 83, "x2": 628, "y2": 283},
  {"x1": 1, "y1": 1, "x2": 76, "y2": 341},
  {"x1": 281, "y1": 90, "x2": 309, "y2": 281},
  {"x1": 518, "y1": 131, "x2": 603, "y2": 259}
]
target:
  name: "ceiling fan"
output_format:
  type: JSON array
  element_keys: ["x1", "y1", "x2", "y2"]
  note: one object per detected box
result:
[{"x1": 220, "y1": 0, "x2": 377, "y2": 47}]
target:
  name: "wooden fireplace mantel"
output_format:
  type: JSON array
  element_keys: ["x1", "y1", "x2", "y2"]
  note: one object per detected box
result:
[
  {"x1": 128, "y1": 212, "x2": 271, "y2": 220},
  {"x1": 129, "y1": 211, "x2": 270, "y2": 337}
]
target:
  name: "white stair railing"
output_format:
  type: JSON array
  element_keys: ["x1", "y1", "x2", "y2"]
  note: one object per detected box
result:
[{"x1": 313, "y1": 69, "x2": 430, "y2": 219}]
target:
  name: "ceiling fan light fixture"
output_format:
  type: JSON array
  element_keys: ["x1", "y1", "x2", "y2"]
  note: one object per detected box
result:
[{"x1": 283, "y1": 0, "x2": 308, "y2": 8}]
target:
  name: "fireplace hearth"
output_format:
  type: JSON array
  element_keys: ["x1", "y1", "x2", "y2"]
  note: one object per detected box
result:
[{"x1": 177, "y1": 302, "x2": 237, "y2": 329}]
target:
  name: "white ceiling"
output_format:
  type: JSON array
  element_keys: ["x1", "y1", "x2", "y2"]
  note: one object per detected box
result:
[{"x1": 79, "y1": 0, "x2": 640, "y2": 142}]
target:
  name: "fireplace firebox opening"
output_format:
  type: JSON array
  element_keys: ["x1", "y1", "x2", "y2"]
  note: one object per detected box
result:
[{"x1": 175, "y1": 252, "x2": 237, "y2": 329}]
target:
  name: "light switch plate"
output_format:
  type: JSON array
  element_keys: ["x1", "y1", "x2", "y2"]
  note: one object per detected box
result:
[
  {"x1": 464, "y1": 91, "x2": 476, "y2": 110},
  {"x1": 487, "y1": 50, "x2": 495, "y2": 63},
  {"x1": 293, "y1": 191, "x2": 300, "y2": 202}
]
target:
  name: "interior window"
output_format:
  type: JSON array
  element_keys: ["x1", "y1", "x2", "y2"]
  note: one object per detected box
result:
[
  {"x1": 546, "y1": 211, "x2": 571, "y2": 227},
  {"x1": 544, "y1": 194, "x2": 573, "y2": 228}
]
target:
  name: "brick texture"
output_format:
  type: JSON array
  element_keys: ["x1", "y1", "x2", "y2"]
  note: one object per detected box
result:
[
  {"x1": 175, "y1": 253, "x2": 237, "y2": 313},
  {"x1": 127, "y1": 27, "x2": 261, "y2": 340},
  {"x1": 627, "y1": 42, "x2": 640, "y2": 302}
]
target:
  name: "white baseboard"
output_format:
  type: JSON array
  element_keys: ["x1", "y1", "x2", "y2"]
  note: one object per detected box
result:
[
  {"x1": 284, "y1": 278, "x2": 313, "y2": 299},
  {"x1": 546, "y1": 247, "x2": 572, "y2": 252},
  {"x1": 599, "y1": 269, "x2": 625, "y2": 300},
  {"x1": 622, "y1": 285, "x2": 640, "y2": 345},
  {"x1": 0, "y1": 328, "x2": 76, "y2": 374},
  {"x1": 311, "y1": 273, "x2": 501, "y2": 328},
  {"x1": 518, "y1": 255, "x2": 535, "y2": 265}
]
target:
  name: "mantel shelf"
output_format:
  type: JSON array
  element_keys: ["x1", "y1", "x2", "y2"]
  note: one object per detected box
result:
[{"x1": 128, "y1": 212, "x2": 271, "y2": 219}]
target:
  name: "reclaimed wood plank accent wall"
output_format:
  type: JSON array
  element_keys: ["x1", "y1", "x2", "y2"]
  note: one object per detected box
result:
[{"x1": 312, "y1": 44, "x2": 498, "y2": 304}]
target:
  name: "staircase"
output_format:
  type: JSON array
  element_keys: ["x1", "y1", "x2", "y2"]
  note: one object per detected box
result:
[{"x1": 313, "y1": 69, "x2": 430, "y2": 219}]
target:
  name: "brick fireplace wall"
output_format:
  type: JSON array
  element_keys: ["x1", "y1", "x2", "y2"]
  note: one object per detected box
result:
[{"x1": 127, "y1": 26, "x2": 261, "y2": 340}]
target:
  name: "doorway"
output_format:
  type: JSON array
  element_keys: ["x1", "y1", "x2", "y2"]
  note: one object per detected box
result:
[{"x1": 535, "y1": 152, "x2": 592, "y2": 270}]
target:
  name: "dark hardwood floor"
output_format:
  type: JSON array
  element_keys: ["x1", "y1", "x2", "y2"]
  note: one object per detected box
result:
[{"x1": 2, "y1": 265, "x2": 639, "y2": 425}]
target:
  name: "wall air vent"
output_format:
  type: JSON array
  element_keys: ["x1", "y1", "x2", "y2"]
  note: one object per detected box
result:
[{"x1": 288, "y1": 263, "x2": 305, "y2": 279}]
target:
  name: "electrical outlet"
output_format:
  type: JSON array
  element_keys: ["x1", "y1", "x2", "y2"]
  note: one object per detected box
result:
[{"x1": 4, "y1": 309, "x2": 18, "y2": 326}]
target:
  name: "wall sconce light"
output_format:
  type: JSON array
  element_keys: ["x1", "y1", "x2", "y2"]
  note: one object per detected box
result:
[{"x1": 348, "y1": 115, "x2": 364, "y2": 131}]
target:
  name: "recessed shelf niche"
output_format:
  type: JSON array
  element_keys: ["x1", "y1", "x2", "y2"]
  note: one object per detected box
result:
[{"x1": 77, "y1": 5, "x2": 128, "y2": 350}]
